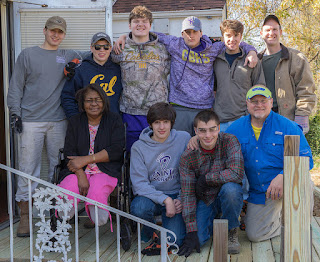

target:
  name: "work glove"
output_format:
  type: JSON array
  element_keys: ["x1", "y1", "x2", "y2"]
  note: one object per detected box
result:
[
  {"x1": 11, "y1": 114, "x2": 22, "y2": 133},
  {"x1": 64, "y1": 58, "x2": 80, "y2": 80},
  {"x1": 178, "y1": 231, "x2": 200, "y2": 257},
  {"x1": 294, "y1": 115, "x2": 309, "y2": 134},
  {"x1": 195, "y1": 175, "x2": 210, "y2": 200}
]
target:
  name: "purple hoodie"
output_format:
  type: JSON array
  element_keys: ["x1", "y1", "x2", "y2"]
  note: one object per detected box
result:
[{"x1": 156, "y1": 33, "x2": 256, "y2": 109}]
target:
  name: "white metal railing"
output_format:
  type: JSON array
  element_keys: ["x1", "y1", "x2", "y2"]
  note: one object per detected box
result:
[{"x1": 0, "y1": 164, "x2": 178, "y2": 262}]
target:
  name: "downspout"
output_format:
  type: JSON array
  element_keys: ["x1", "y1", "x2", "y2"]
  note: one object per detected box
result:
[
  {"x1": 106, "y1": 0, "x2": 113, "y2": 43},
  {"x1": 1, "y1": 1, "x2": 11, "y2": 171},
  {"x1": 1, "y1": 1, "x2": 15, "y2": 259}
]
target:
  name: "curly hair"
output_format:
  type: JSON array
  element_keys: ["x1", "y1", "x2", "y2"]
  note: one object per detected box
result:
[{"x1": 129, "y1": 5, "x2": 153, "y2": 24}]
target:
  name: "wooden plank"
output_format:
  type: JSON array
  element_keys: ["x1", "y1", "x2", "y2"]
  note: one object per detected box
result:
[
  {"x1": 282, "y1": 135, "x2": 300, "y2": 262},
  {"x1": 283, "y1": 156, "x2": 311, "y2": 262},
  {"x1": 311, "y1": 217, "x2": 320, "y2": 260},
  {"x1": 213, "y1": 219, "x2": 228, "y2": 262},
  {"x1": 77, "y1": 224, "x2": 113, "y2": 261},
  {"x1": 313, "y1": 246, "x2": 320, "y2": 262},
  {"x1": 284, "y1": 135, "x2": 300, "y2": 156},
  {"x1": 230, "y1": 230, "x2": 252, "y2": 262},
  {"x1": 184, "y1": 238, "x2": 212, "y2": 262},
  {"x1": 252, "y1": 240, "x2": 275, "y2": 262},
  {"x1": 271, "y1": 236, "x2": 281, "y2": 262}
]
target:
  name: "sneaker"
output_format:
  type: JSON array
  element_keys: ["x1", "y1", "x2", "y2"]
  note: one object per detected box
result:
[
  {"x1": 141, "y1": 232, "x2": 172, "y2": 256},
  {"x1": 228, "y1": 228, "x2": 240, "y2": 254}
]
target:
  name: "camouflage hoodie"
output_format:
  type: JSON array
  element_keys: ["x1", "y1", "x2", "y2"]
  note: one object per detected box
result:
[{"x1": 111, "y1": 32, "x2": 170, "y2": 115}]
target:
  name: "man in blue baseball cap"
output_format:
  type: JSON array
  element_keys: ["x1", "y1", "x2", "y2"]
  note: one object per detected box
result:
[{"x1": 226, "y1": 85, "x2": 314, "y2": 242}]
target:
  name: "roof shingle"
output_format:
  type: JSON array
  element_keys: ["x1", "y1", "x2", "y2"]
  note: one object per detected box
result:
[{"x1": 113, "y1": 0, "x2": 225, "y2": 13}]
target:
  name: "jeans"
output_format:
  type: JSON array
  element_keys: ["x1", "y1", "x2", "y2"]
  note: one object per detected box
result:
[
  {"x1": 219, "y1": 120, "x2": 236, "y2": 132},
  {"x1": 15, "y1": 120, "x2": 67, "y2": 202},
  {"x1": 130, "y1": 194, "x2": 186, "y2": 246},
  {"x1": 196, "y1": 182, "x2": 243, "y2": 246}
]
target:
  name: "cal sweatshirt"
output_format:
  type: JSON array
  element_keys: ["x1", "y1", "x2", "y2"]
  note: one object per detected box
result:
[
  {"x1": 61, "y1": 54, "x2": 122, "y2": 118},
  {"x1": 130, "y1": 127, "x2": 191, "y2": 205}
]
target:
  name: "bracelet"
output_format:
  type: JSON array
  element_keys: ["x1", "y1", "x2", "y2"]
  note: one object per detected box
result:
[{"x1": 92, "y1": 154, "x2": 96, "y2": 162}]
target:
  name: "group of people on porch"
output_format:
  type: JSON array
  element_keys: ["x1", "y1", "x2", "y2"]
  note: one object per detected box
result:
[{"x1": 7, "y1": 4, "x2": 316, "y2": 257}]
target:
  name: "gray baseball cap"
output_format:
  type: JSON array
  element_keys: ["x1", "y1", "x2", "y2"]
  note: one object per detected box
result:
[
  {"x1": 91, "y1": 32, "x2": 112, "y2": 45},
  {"x1": 181, "y1": 16, "x2": 202, "y2": 32}
]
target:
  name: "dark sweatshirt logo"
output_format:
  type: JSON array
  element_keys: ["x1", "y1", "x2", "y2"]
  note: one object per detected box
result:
[{"x1": 150, "y1": 153, "x2": 175, "y2": 182}]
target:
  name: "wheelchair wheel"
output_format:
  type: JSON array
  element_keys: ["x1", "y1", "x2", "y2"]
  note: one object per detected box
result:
[{"x1": 121, "y1": 221, "x2": 132, "y2": 251}]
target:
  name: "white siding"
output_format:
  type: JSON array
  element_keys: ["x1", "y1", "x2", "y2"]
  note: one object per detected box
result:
[{"x1": 20, "y1": 9, "x2": 106, "y2": 51}]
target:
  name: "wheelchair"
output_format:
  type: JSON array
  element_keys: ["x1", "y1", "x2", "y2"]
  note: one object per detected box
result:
[{"x1": 50, "y1": 147, "x2": 133, "y2": 251}]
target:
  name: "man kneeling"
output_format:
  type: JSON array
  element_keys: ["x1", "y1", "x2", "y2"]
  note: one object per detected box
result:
[
  {"x1": 130, "y1": 102, "x2": 191, "y2": 255},
  {"x1": 178, "y1": 110, "x2": 244, "y2": 257}
]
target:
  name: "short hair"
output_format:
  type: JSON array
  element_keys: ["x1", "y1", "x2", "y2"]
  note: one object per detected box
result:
[
  {"x1": 75, "y1": 83, "x2": 110, "y2": 114},
  {"x1": 147, "y1": 102, "x2": 176, "y2": 127},
  {"x1": 129, "y1": 5, "x2": 153, "y2": 24},
  {"x1": 220, "y1": 19, "x2": 244, "y2": 35},
  {"x1": 194, "y1": 109, "x2": 220, "y2": 127}
]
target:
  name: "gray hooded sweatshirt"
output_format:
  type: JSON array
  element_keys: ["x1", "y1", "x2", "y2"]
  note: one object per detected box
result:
[{"x1": 130, "y1": 127, "x2": 191, "y2": 205}]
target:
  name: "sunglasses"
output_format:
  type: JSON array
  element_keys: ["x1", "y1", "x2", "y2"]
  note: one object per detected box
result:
[{"x1": 93, "y1": 44, "x2": 110, "y2": 51}]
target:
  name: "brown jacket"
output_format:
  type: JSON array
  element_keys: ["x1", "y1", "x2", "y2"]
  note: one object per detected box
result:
[{"x1": 258, "y1": 44, "x2": 316, "y2": 120}]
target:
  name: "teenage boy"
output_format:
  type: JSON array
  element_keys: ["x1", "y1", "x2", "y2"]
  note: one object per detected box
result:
[
  {"x1": 130, "y1": 102, "x2": 191, "y2": 254},
  {"x1": 258, "y1": 15, "x2": 316, "y2": 133},
  {"x1": 214, "y1": 19, "x2": 265, "y2": 132},
  {"x1": 61, "y1": 32, "x2": 122, "y2": 117},
  {"x1": 114, "y1": 16, "x2": 258, "y2": 136},
  {"x1": 7, "y1": 16, "x2": 88, "y2": 237},
  {"x1": 226, "y1": 85, "x2": 313, "y2": 242},
  {"x1": 178, "y1": 110, "x2": 244, "y2": 256},
  {"x1": 111, "y1": 6, "x2": 170, "y2": 151}
]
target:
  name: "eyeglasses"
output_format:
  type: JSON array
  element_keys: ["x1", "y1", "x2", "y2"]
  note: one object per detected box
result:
[
  {"x1": 84, "y1": 98, "x2": 103, "y2": 104},
  {"x1": 248, "y1": 98, "x2": 270, "y2": 106},
  {"x1": 93, "y1": 44, "x2": 110, "y2": 51},
  {"x1": 197, "y1": 126, "x2": 219, "y2": 134}
]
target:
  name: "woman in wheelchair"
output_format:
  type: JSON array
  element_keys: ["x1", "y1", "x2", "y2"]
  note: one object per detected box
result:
[{"x1": 58, "y1": 83, "x2": 125, "y2": 226}]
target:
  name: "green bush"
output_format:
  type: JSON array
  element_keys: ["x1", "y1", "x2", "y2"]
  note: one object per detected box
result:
[{"x1": 306, "y1": 112, "x2": 320, "y2": 157}]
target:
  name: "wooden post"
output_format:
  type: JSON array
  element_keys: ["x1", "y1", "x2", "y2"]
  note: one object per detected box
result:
[
  {"x1": 282, "y1": 135, "x2": 311, "y2": 262},
  {"x1": 213, "y1": 219, "x2": 228, "y2": 262}
]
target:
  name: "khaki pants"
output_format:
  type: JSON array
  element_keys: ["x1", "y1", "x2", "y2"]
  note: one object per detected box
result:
[{"x1": 245, "y1": 181, "x2": 314, "y2": 242}]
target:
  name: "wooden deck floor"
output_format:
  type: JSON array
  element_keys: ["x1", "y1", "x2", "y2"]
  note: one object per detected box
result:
[{"x1": 1, "y1": 216, "x2": 320, "y2": 261}]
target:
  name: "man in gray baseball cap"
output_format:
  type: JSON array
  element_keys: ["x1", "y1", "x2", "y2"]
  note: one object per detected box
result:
[
  {"x1": 61, "y1": 30, "x2": 123, "y2": 121},
  {"x1": 181, "y1": 16, "x2": 202, "y2": 32},
  {"x1": 91, "y1": 32, "x2": 112, "y2": 46}
]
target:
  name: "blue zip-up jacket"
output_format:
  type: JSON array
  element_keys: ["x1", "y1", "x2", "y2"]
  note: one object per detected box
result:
[
  {"x1": 61, "y1": 54, "x2": 122, "y2": 118},
  {"x1": 156, "y1": 32, "x2": 256, "y2": 109},
  {"x1": 226, "y1": 111, "x2": 313, "y2": 205}
]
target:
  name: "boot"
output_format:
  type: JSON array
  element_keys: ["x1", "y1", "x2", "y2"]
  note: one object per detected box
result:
[
  {"x1": 17, "y1": 201, "x2": 30, "y2": 237},
  {"x1": 228, "y1": 228, "x2": 240, "y2": 254}
]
